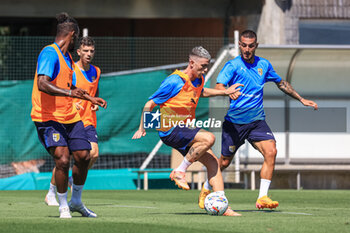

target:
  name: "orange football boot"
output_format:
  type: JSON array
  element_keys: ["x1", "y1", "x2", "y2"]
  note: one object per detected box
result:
[
  {"x1": 198, "y1": 185, "x2": 211, "y2": 209},
  {"x1": 256, "y1": 195, "x2": 279, "y2": 209},
  {"x1": 169, "y1": 170, "x2": 190, "y2": 190},
  {"x1": 223, "y1": 206, "x2": 242, "y2": 216}
]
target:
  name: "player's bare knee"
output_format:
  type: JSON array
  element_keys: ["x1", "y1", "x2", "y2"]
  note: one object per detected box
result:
[
  {"x1": 220, "y1": 156, "x2": 232, "y2": 170},
  {"x1": 56, "y1": 157, "x2": 70, "y2": 171},
  {"x1": 74, "y1": 150, "x2": 90, "y2": 164},
  {"x1": 265, "y1": 148, "x2": 277, "y2": 159},
  {"x1": 90, "y1": 148, "x2": 99, "y2": 159},
  {"x1": 220, "y1": 160, "x2": 230, "y2": 170},
  {"x1": 81, "y1": 150, "x2": 90, "y2": 160},
  {"x1": 264, "y1": 149, "x2": 277, "y2": 165},
  {"x1": 203, "y1": 132, "x2": 215, "y2": 148}
]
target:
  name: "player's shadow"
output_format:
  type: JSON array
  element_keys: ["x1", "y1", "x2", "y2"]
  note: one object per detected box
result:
[
  {"x1": 235, "y1": 209, "x2": 281, "y2": 213},
  {"x1": 48, "y1": 215, "x2": 92, "y2": 218},
  {"x1": 173, "y1": 212, "x2": 207, "y2": 215},
  {"x1": 147, "y1": 212, "x2": 206, "y2": 215},
  {"x1": 172, "y1": 210, "x2": 280, "y2": 215}
]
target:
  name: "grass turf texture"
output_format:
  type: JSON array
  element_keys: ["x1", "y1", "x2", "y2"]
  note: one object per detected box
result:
[{"x1": 0, "y1": 190, "x2": 349, "y2": 233}]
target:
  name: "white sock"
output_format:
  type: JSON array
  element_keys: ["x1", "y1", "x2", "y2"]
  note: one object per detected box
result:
[
  {"x1": 258, "y1": 179, "x2": 271, "y2": 198},
  {"x1": 175, "y1": 157, "x2": 192, "y2": 172},
  {"x1": 47, "y1": 183, "x2": 57, "y2": 196},
  {"x1": 57, "y1": 191, "x2": 68, "y2": 208},
  {"x1": 71, "y1": 184, "x2": 84, "y2": 205},
  {"x1": 216, "y1": 191, "x2": 225, "y2": 196},
  {"x1": 203, "y1": 180, "x2": 212, "y2": 190}
]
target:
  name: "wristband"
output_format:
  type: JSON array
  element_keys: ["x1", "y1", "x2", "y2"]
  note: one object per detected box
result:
[{"x1": 68, "y1": 90, "x2": 72, "y2": 96}]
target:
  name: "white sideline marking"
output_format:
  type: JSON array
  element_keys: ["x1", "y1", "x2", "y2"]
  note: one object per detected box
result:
[
  {"x1": 107, "y1": 205, "x2": 158, "y2": 209},
  {"x1": 277, "y1": 212, "x2": 313, "y2": 216}
]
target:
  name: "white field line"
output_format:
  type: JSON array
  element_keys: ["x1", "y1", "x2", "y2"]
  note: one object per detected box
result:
[{"x1": 274, "y1": 212, "x2": 313, "y2": 216}]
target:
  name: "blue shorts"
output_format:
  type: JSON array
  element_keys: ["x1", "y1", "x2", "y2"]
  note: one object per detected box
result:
[
  {"x1": 34, "y1": 120, "x2": 91, "y2": 153},
  {"x1": 221, "y1": 120, "x2": 275, "y2": 157},
  {"x1": 160, "y1": 126, "x2": 201, "y2": 156},
  {"x1": 85, "y1": 125, "x2": 98, "y2": 143}
]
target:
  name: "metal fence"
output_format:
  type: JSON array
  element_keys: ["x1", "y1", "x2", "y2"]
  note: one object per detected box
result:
[
  {"x1": 0, "y1": 36, "x2": 226, "y2": 80},
  {"x1": 0, "y1": 36, "x2": 226, "y2": 178}
]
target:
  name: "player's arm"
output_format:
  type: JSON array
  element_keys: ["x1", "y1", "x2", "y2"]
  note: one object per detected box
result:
[
  {"x1": 215, "y1": 83, "x2": 241, "y2": 100},
  {"x1": 38, "y1": 76, "x2": 107, "y2": 108},
  {"x1": 70, "y1": 84, "x2": 106, "y2": 108},
  {"x1": 132, "y1": 100, "x2": 157, "y2": 139},
  {"x1": 213, "y1": 61, "x2": 240, "y2": 100},
  {"x1": 37, "y1": 75, "x2": 87, "y2": 97},
  {"x1": 91, "y1": 87, "x2": 99, "y2": 111},
  {"x1": 276, "y1": 80, "x2": 318, "y2": 110},
  {"x1": 82, "y1": 93, "x2": 107, "y2": 109},
  {"x1": 201, "y1": 83, "x2": 243, "y2": 98}
]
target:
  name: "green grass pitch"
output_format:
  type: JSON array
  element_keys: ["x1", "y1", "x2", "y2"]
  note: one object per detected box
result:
[{"x1": 0, "y1": 189, "x2": 349, "y2": 233}]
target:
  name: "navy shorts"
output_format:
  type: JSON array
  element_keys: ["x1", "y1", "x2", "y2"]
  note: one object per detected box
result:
[
  {"x1": 34, "y1": 120, "x2": 91, "y2": 153},
  {"x1": 160, "y1": 126, "x2": 201, "y2": 156},
  {"x1": 85, "y1": 125, "x2": 98, "y2": 143},
  {"x1": 221, "y1": 120, "x2": 275, "y2": 157}
]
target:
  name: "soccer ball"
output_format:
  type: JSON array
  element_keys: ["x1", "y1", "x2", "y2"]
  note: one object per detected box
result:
[{"x1": 204, "y1": 191, "x2": 229, "y2": 216}]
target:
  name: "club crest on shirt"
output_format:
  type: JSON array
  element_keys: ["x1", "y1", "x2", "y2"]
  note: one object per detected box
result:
[
  {"x1": 53, "y1": 133, "x2": 60, "y2": 142},
  {"x1": 229, "y1": 146, "x2": 236, "y2": 153},
  {"x1": 258, "y1": 68, "x2": 263, "y2": 76},
  {"x1": 91, "y1": 76, "x2": 96, "y2": 81}
]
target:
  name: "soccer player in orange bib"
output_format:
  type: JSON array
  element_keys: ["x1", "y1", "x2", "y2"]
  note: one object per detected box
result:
[
  {"x1": 44, "y1": 36, "x2": 102, "y2": 208},
  {"x1": 132, "y1": 46, "x2": 243, "y2": 216},
  {"x1": 31, "y1": 13, "x2": 106, "y2": 218},
  {"x1": 72, "y1": 36, "x2": 101, "y2": 170}
]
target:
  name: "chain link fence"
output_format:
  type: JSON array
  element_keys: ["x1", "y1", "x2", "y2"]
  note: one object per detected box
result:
[
  {"x1": 0, "y1": 36, "x2": 225, "y2": 178},
  {"x1": 0, "y1": 36, "x2": 226, "y2": 80}
]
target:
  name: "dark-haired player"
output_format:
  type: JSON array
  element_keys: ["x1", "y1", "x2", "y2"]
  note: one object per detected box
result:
[
  {"x1": 31, "y1": 13, "x2": 106, "y2": 218},
  {"x1": 44, "y1": 36, "x2": 102, "y2": 208},
  {"x1": 199, "y1": 30, "x2": 318, "y2": 210}
]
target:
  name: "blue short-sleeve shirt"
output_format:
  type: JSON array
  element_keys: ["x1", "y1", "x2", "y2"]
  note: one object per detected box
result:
[
  {"x1": 217, "y1": 55, "x2": 282, "y2": 124},
  {"x1": 37, "y1": 42, "x2": 73, "y2": 81},
  {"x1": 72, "y1": 64, "x2": 98, "y2": 86}
]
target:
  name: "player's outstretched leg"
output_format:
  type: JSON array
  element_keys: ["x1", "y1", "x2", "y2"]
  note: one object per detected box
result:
[
  {"x1": 256, "y1": 196, "x2": 279, "y2": 210},
  {"x1": 198, "y1": 150, "x2": 241, "y2": 216},
  {"x1": 169, "y1": 129, "x2": 216, "y2": 190}
]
